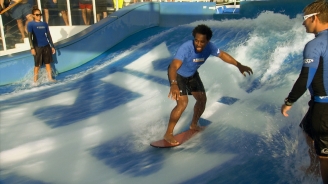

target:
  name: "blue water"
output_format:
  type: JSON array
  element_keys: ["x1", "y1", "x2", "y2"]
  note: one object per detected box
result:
[{"x1": 0, "y1": 12, "x2": 322, "y2": 184}]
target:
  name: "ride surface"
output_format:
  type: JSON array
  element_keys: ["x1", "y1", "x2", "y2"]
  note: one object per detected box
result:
[{"x1": 0, "y1": 5, "x2": 322, "y2": 184}]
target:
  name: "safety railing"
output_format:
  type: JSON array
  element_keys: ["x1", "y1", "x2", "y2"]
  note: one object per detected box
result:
[{"x1": 0, "y1": 0, "x2": 237, "y2": 55}]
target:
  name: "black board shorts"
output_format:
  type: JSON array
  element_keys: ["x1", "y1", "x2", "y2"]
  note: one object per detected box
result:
[
  {"x1": 167, "y1": 67, "x2": 205, "y2": 96},
  {"x1": 311, "y1": 103, "x2": 328, "y2": 157},
  {"x1": 34, "y1": 45, "x2": 53, "y2": 67},
  {"x1": 299, "y1": 100, "x2": 314, "y2": 139}
]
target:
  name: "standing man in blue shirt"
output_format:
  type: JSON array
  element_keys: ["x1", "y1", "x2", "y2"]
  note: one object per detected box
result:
[
  {"x1": 27, "y1": 7, "x2": 56, "y2": 84},
  {"x1": 164, "y1": 24, "x2": 253, "y2": 145},
  {"x1": 281, "y1": 1, "x2": 328, "y2": 183}
]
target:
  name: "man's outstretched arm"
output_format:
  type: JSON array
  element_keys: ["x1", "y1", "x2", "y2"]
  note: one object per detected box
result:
[{"x1": 218, "y1": 51, "x2": 253, "y2": 76}]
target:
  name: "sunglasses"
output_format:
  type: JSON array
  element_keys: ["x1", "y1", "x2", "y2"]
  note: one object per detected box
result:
[
  {"x1": 303, "y1": 12, "x2": 319, "y2": 21},
  {"x1": 34, "y1": 14, "x2": 42, "y2": 16}
]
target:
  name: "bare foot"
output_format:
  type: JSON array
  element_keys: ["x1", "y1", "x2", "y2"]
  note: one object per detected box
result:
[
  {"x1": 190, "y1": 125, "x2": 205, "y2": 131},
  {"x1": 164, "y1": 133, "x2": 179, "y2": 145},
  {"x1": 49, "y1": 79, "x2": 56, "y2": 82},
  {"x1": 32, "y1": 82, "x2": 39, "y2": 87}
]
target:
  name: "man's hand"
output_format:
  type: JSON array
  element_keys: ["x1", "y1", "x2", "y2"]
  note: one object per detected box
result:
[
  {"x1": 51, "y1": 47, "x2": 56, "y2": 54},
  {"x1": 168, "y1": 85, "x2": 180, "y2": 100},
  {"x1": 281, "y1": 104, "x2": 292, "y2": 117},
  {"x1": 237, "y1": 63, "x2": 253, "y2": 77},
  {"x1": 31, "y1": 48, "x2": 36, "y2": 56}
]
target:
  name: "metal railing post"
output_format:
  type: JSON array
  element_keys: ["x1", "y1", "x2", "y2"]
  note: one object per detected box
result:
[
  {"x1": 67, "y1": 0, "x2": 72, "y2": 26},
  {"x1": 92, "y1": 0, "x2": 97, "y2": 23},
  {"x1": 0, "y1": 15, "x2": 7, "y2": 52},
  {"x1": 36, "y1": 0, "x2": 43, "y2": 21}
]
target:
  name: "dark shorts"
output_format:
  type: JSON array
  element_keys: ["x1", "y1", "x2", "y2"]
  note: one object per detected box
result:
[
  {"x1": 10, "y1": 3, "x2": 32, "y2": 20},
  {"x1": 34, "y1": 45, "x2": 53, "y2": 67},
  {"x1": 167, "y1": 68, "x2": 205, "y2": 96},
  {"x1": 299, "y1": 100, "x2": 314, "y2": 139},
  {"x1": 57, "y1": 0, "x2": 67, "y2": 11},
  {"x1": 41, "y1": 0, "x2": 51, "y2": 9},
  {"x1": 95, "y1": 0, "x2": 107, "y2": 13},
  {"x1": 311, "y1": 103, "x2": 328, "y2": 157}
]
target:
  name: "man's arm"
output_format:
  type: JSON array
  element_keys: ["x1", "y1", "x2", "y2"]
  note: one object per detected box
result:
[
  {"x1": 218, "y1": 51, "x2": 253, "y2": 76},
  {"x1": 46, "y1": 30, "x2": 56, "y2": 54},
  {"x1": 28, "y1": 32, "x2": 37, "y2": 56},
  {"x1": 168, "y1": 59, "x2": 182, "y2": 100},
  {"x1": 0, "y1": 0, "x2": 4, "y2": 9}
]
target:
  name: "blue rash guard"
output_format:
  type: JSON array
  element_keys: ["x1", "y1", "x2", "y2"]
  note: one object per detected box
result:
[
  {"x1": 288, "y1": 29, "x2": 328, "y2": 103},
  {"x1": 27, "y1": 21, "x2": 52, "y2": 47},
  {"x1": 175, "y1": 40, "x2": 220, "y2": 77}
]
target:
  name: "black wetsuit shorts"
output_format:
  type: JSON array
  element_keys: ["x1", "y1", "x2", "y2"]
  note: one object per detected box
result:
[
  {"x1": 311, "y1": 103, "x2": 328, "y2": 157},
  {"x1": 299, "y1": 100, "x2": 314, "y2": 139},
  {"x1": 168, "y1": 67, "x2": 205, "y2": 96},
  {"x1": 34, "y1": 45, "x2": 53, "y2": 67},
  {"x1": 300, "y1": 100, "x2": 328, "y2": 157}
]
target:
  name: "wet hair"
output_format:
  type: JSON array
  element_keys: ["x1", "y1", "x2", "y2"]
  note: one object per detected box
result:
[
  {"x1": 31, "y1": 6, "x2": 40, "y2": 15},
  {"x1": 303, "y1": 0, "x2": 328, "y2": 23},
  {"x1": 192, "y1": 24, "x2": 212, "y2": 41}
]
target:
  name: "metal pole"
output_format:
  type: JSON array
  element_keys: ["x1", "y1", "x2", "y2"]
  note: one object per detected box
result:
[
  {"x1": 67, "y1": 0, "x2": 72, "y2": 26},
  {"x1": 0, "y1": 15, "x2": 7, "y2": 51},
  {"x1": 92, "y1": 0, "x2": 97, "y2": 23},
  {"x1": 36, "y1": 0, "x2": 43, "y2": 21}
]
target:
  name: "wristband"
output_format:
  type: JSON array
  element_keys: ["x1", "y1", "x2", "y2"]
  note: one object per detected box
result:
[
  {"x1": 284, "y1": 98, "x2": 293, "y2": 106},
  {"x1": 170, "y1": 80, "x2": 177, "y2": 85}
]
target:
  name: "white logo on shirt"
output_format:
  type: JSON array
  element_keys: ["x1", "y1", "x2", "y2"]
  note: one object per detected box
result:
[
  {"x1": 303, "y1": 59, "x2": 313, "y2": 64},
  {"x1": 193, "y1": 58, "x2": 205, "y2": 62},
  {"x1": 37, "y1": 26, "x2": 45, "y2": 29},
  {"x1": 319, "y1": 96, "x2": 328, "y2": 99}
]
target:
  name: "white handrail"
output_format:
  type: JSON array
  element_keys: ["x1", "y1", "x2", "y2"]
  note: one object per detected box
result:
[
  {"x1": 92, "y1": 0, "x2": 97, "y2": 23},
  {"x1": 67, "y1": 0, "x2": 72, "y2": 26},
  {"x1": 0, "y1": 15, "x2": 7, "y2": 52}
]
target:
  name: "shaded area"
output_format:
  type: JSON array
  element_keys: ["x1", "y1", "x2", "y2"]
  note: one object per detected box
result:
[
  {"x1": 91, "y1": 135, "x2": 165, "y2": 177},
  {"x1": 0, "y1": 171, "x2": 51, "y2": 184},
  {"x1": 34, "y1": 74, "x2": 142, "y2": 128},
  {"x1": 182, "y1": 124, "x2": 301, "y2": 184},
  {"x1": 218, "y1": 96, "x2": 239, "y2": 105}
]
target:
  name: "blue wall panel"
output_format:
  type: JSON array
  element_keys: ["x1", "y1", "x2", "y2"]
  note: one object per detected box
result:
[{"x1": 159, "y1": 2, "x2": 216, "y2": 27}]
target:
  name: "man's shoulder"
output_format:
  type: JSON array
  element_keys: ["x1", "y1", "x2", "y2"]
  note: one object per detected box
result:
[
  {"x1": 306, "y1": 32, "x2": 327, "y2": 50},
  {"x1": 27, "y1": 20, "x2": 36, "y2": 26},
  {"x1": 181, "y1": 40, "x2": 193, "y2": 45},
  {"x1": 179, "y1": 40, "x2": 193, "y2": 49}
]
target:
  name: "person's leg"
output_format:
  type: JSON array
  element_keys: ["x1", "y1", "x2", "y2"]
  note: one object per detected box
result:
[
  {"x1": 311, "y1": 103, "x2": 328, "y2": 183},
  {"x1": 24, "y1": 14, "x2": 33, "y2": 33},
  {"x1": 319, "y1": 156, "x2": 328, "y2": 184},
  {"x1": 61, "y1": 10, "x2": 69, "y2": 25},
  {"x1": 303, "y1": 132, "x2": 320, "y2": 176},
  {"x1": 43, "y1": 8, "x2": 49, "y2": 23},
  {"x1": 103, "y1": 11, "x2": 107, "y2": 19},
  {"x1": 86, "y1": 9, "x2": 92, "y2": 25},
  {"x1": 96, "y1": 13, "x2": 101, "y2": 22},
  {"x1": 34, "y1": 66, "x2": 40, "y2": 82},
  {"x1": 16, "y1": 19, "x2": 25, "y2": 41},
  {"x1": 45, "y1": 64, "x2": 55, "y2": 82},
  {"x1": 81, "y1": 9, "x2": 87, "y2": 25},
  {"x1": 118, "y1": 0, "x2": 123, "y2": 9},
  {"x1": 190, "y1": 91, "x2": 206, "y2": 130},
  {"x1": 164, "y1": 95, "x2": 188, "y2": 145}
]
